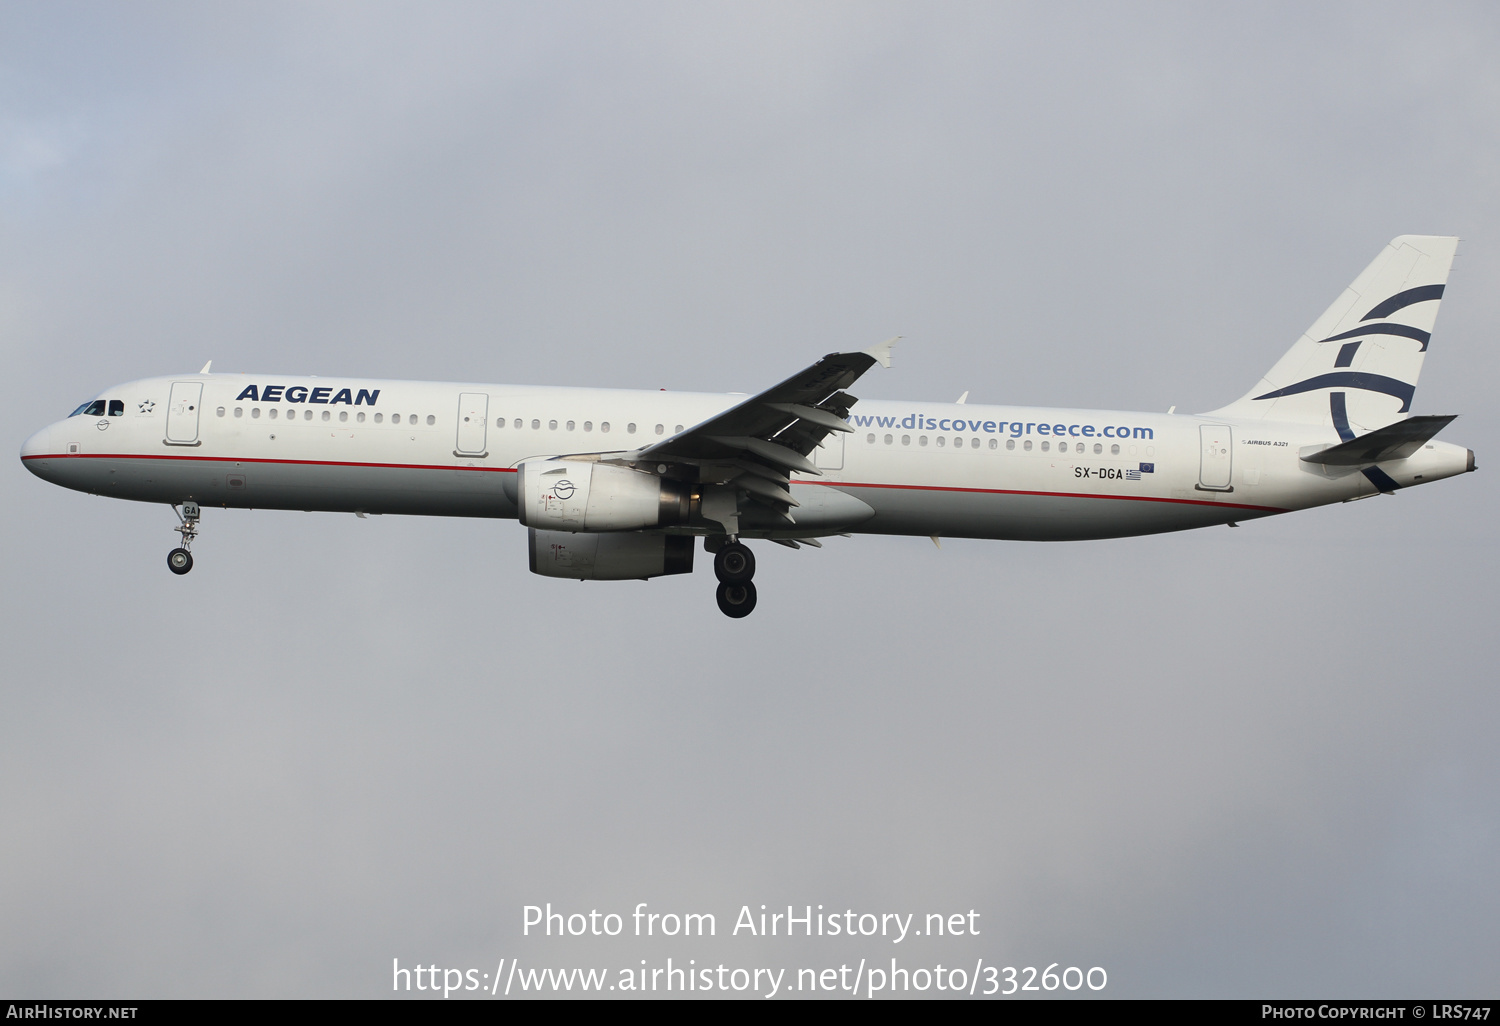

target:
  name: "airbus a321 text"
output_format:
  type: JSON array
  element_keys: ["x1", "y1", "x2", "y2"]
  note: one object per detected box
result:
[{"x1": 21, "y1": 236, "x2": 1475, "y2": 617}]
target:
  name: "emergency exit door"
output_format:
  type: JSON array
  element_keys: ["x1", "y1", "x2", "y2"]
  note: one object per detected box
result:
[
  {"x1": 455, "y1": 393, "x2": 488, "y2": 455},
  {"x1": 165, "y1": 381, "x2": 203, "y2": 445},
  {"x1": 813, "y1": 431, "x2": 845, "y2": 470},
  {"x1": 1198, "y1": 424, "x2": 1233, "y2": 491}
]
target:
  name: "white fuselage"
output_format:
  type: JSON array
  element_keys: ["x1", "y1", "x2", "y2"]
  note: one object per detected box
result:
[{"x1": 19, "y1": 373, "x2": 1473, "y2": 542}]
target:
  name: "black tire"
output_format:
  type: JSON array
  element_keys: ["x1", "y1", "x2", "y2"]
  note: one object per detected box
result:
[
  {"x1": 167, "y1": 548, "x2": 194, "y2": 575},
  {"x1": 714, "y1": 542, "x2": 755, "y2": 584},
  {"x1": 716, "y1": 581, "x2": 757, "y2": 618}
]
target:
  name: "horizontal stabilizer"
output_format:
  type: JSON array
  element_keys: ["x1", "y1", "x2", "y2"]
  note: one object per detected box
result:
[{"x1": 1299, "y1": 415, "x2": 1457, "y2": 466}]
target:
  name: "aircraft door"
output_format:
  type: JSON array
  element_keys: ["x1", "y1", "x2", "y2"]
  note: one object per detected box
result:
[
  {"x1": 165, "y1": 381, "x2": 204, "y2": 445},
  {"x1": 813, "y1": 431, "x2": 845, "y2": 470},
  {"x1": 1198, "y1": 424, "x2": 1233, "y2": 491},
  {"x1": 456, "y1": 393, "x2": 488, "y2": 455}
]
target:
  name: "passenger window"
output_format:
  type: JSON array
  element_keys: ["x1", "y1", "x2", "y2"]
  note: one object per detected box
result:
[
  {"x1": 1057, "y1": 441, "x2": 1067, "y2": 453},
  {"x1": 531, "y1": 419, "x2": 540, "y2": 429},
  {"x1": 901, "y1": 435, "x2": 910, "y2": 446},
  {"x1": 110, "y1": 400, "x2": 125, "y2": 416},
  {"x1": 374, "y1": 413, "x2": 383, "y2": 423},
  {"x1": 1023, "y1": 439, "x2": 1032, "y2": 451},
  {"x1": 628, "y1": 423, "x2": 637, "y2": 434},
  {"x1": 216, "y1": 407, "x2": 225, "y2": 417},
  {"x1": 1041, "y1": 440, "x2": 1050, "y2": 452},
  {"x1": 971, "y1": 438, "x2": 979, "y2": 448},
  {"x1": 919, "y1": 436, "x2": 928, "y2": 446},
  {"x1": 1111, "y1": 444, "x2": 1120, "y2": 455},
  {"x1": 989, "y1": 438, "x2": 997, "y2": 449},
  {"x1": 655, "y1": 424, "x2": 664, "y2": 435},
  {"x1": 322, "y1": 410, "x2": 331, "y2": 421},
  {"x1": 549, "y1": 420, "x2": 557, "y2": 430},
  {"x1": 601, "y1": 422, "x2": 610, "y2": 433},
  {"x1": 234, "y1": 407, "x2": 243, "y2": 418},
  {"x1": 584, "y1": 421, "x2": 593, "y2": 432},
  {"x1": 675, "y1": 424, "x2": 683, "y2": 433},
  {"x1": 566, "y1": 420, "x2": 575, "y2": 431},
  {"x1": 953, "y1": 437, "x2": 961, "y2": 447},
  {"x1": 1094, "y1": 443, "x2": 1103, "y2": 454},
  {"x1": 866, "y1": 433, "x2": 875, "y2": 444},
  {"x1": 514, "y1": 419, "x2": 521, "y2": 429},
  {"x1": 496, "y1": 417, "x2": 505, "y2": 428},
  {"x1": 1006, "y1": 439, "x2": 1015, "y2": 450},
  {"x1": 884, "y1": 434, "x2": 893, "y2": 445},
  {"x1": 252, "y1": 408, "x2": 261, "y2": 419},
  {"x1": 269, "y1": 408, "x2": 279, "y2": 420},
  {"x1": 304, "y1": 410, "x2": 313, "y2": 420},
  {"x1": 339, "y1": 411, "x2": 348, "y2": 422},
  {"x1": 936, "y1": 437, "x2": 946, "y2": 448},
  {"x1": 357, "y1": 412, "x2": 365, "y2": 422},
  {"x1": 427, "y1": 415, "x2": 435, "y2": 425}
]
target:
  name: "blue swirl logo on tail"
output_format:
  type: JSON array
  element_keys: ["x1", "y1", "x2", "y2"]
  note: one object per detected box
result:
[
  {"x1": 1252, "y1": 372, "x2": 1415, "y2": 412},
  {"x1": 1251, "y1": 284, "x2": 1442, "y2": 414},
  {"x1": 1313, "y1": 283, "x2": 1446, "y2": 367}
]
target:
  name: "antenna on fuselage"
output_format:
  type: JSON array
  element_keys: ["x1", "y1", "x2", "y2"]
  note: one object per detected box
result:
[{"x1": 200, "y1": 361, "x2": 213, "y2": 374}]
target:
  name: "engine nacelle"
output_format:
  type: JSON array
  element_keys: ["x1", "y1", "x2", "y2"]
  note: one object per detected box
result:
[
  {"x1": 517, "y1": 460, "x2": 691, "y2": 532},
  {"x1": 528, "y1": 529, "x2": 695, "y2": 580}
]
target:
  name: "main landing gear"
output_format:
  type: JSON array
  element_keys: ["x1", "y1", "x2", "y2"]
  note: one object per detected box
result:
[
  {"x1": 713, "y1": 540, "x2": 757, "y2": 618},
  {"x1": 167, "y1": 501, "x2": 200, "y2": 575}
]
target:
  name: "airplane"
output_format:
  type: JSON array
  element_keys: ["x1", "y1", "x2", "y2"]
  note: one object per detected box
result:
[{"x1": 20, "y1": 235, "x2": 1475, "y2": 618}]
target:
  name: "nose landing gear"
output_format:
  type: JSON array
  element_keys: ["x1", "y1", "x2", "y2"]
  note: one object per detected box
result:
[
  {"x1": 712, "y1": 540, "x2": 757, "y2": 618},
  {"x1": 167, "y1": 501, "x2": 200, "y2": 575}
]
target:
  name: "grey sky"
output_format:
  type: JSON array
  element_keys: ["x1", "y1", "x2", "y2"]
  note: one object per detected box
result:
[{"x1": 3, "y1": 1, "x2": 1497, "y2": 998}]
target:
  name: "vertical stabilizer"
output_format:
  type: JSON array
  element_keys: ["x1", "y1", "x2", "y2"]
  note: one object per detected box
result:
[{"x1": 1206, "y1": 236, "x2": 1458, "y2": 436}]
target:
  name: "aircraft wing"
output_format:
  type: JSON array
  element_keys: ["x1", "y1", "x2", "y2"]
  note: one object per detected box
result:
[
  {"x1": 1300, "y1": 414, "x2": 1457, "y2": 466},
  {"x1": 632, "y1": 338, "x2": 897, "y2": 476}
]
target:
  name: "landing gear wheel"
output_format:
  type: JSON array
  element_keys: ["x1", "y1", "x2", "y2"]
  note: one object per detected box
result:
[
  {"x1": 714, "y1": 542, "x2": 755, "y2": 584},
  {"x1": 167, "y1": 502, "x2": 201, "y2": 576},
  {"x1": 716, "y1": 581, "x2": 757, "y2": 618}
]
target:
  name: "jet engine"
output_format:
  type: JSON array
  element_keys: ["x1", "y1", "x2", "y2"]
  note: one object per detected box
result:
[
  {"x1": 528, "y1": 528, "x2": 695, "y2": 580},
  {"x1": 517, "y1": 460, "x2": 692, "y2": 532}
]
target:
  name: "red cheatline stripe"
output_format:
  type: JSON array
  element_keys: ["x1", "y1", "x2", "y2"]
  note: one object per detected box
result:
[
  {"x1": 21, "y1": 452, "x2": 518, "y2": 473},
  {"x1": 24, "y1": 452, "x2": 1287, "y2": 513}
]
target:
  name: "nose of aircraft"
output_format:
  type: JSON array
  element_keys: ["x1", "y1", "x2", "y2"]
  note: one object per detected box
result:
[{"x1": 20, "y1": 422, "x2": 61, "y2": 477}]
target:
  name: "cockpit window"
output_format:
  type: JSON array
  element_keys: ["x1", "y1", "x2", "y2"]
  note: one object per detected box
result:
[
  {"x1": 108, "y1": 399, "x2": 124, "y2": 416},
  {"x1": 72, "y1": 400, "x2": 107, "y2": 417}
]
